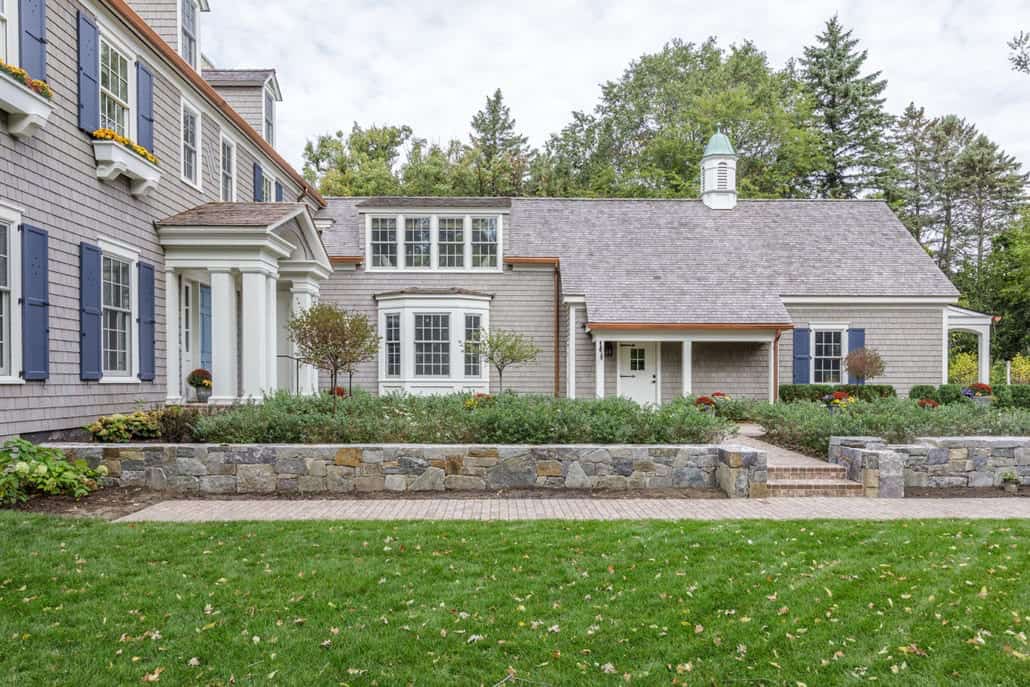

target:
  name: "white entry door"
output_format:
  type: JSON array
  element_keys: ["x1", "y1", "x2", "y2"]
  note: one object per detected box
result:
[{"x1": 618, "y1": 342, "x2": 658, "y2": 405}]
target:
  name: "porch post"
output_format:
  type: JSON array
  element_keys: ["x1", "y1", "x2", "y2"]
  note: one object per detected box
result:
[
  {"x1": 164, "y1": 268, "x2": 181, "y2": 403},
  {"x1": 291, "y1": 282, "x2": 318, "y2": 395},
  {"x1": 209, "y1": 268, "x2": 238, "y2": 403},
  {"x1": 681, "y1": 340, "x2": 692, "y2": 397},
  {"x1": 595, "y1": 338, "x2": 605, "y2": 399},
  {"x1": 265, "y1": 275, "x2": 278, "y2": 393},
  {"x1": 240, "y1": 268, "x2": 270, "y2": 400},
  {"x1": 978, "y1": 326, "x2": 991, "y2": 385}
]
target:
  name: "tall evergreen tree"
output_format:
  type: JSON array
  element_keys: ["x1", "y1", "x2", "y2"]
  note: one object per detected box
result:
[
  {"x1": 1010, "y1": 31, "x2": 1030, "y2": 74},
  {"x1": 925, "y1": 115, "x2": 977, "y2": 275},
  {"x1": 467, "y1": 89, "x2": 534, "y2": 195},
  {"x1": 801, "y1": 16, "x2": 893, "y2": 198},
  {"x1": 888, "y1": 103, "x2": 934, "y2": 244}
]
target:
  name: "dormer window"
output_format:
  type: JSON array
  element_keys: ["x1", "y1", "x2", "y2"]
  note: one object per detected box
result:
[
  {"x1": 263, "y1": 85, "x2": 275, "y2": 144},
  {"x1": 365, "y1": 213, "x2": 503, "y2": 272},
  {"x1": 180, "y1": 0, "x2": 199, "y2": 68}
]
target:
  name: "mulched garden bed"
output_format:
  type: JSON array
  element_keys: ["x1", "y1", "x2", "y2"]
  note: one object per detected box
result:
[
  {"x1": 9, "y1": 487, "x2": 168, "y2": 520},
  {"x1": 906, "y1": 486, "x2": 1027, "y2": 498}
]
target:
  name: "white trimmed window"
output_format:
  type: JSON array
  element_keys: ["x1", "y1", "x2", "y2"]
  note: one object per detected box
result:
[
  {"x1": 219, "y1": 135, "x2": 236, "y2": 201},
  {"x1": 180, "y1": 0, "x2": 198, "y2": 68},
  {"x1": 0, "y1": 205, "x2": 21, "y2": 383},
  {"x1": 263, "y1": 85, "x2": 275, "y2": 144},
  {"x1": 377, "y1": 295, "x2": 490, "y2": 395},
  {"x1": 98, "y1": 238, "x2": 139, "y2": 381},
  {"x1": 100, "y1": 38, "x2": 132, "y2": 137},
  {"x1": 262, "y1": 172, "x2": 274, "y2": 204},
  {"x1": 180, "y1": 99, "x2": 202, "y2": 187},
  {"x1": 812, "y1": 326, "x2": 848, "y2": 384},
  {"x1": 366, "y1": 214, "x2": 503, "y2": 272},
  {"x1": 182, "y1": 282, "x2": 191, "y2": 354},
  {"x1": 0, "y1": 221, "x2": 8, "y2": 377},
  {"x1": 0, "y1": 0, "x2": 17, "y2": 65}
]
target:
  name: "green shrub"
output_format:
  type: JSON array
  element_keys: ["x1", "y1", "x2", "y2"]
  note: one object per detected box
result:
[
  {"x1": 712, "y1": 397, "x2": 762, "y2": 421},
  {"x1": 908, "y1": 385, "x2": 939, "y2": 402},
  {"x1": 778, "y1": 384, "x2": 895, "y2": 403},
  {"x1": 949, "y1": 352, "x2": 978, "y2": 386},
  {"x1": 993, "y1": 385, "x2": 1030, "y2": 410},
  {"x1": 0, "y1": 439, "x2": 105, "y2": 504},
  {"x1": 86, "y1": 411, "x2": 161, "y2": 443},
  {"x1": 192, "y1": 391, "x2": 736, "y2": 445},
  {"x1": 937, "y1": 384, "x2": 968, "y2": 405},
  {"x1": 156, "y1": 406, "x2": 201, "y2": 443}
]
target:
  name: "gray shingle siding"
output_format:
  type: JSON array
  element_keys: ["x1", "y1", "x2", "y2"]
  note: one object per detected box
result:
[
  {"x1": 126, "y1": 0, "x2": 179, "y2": 53},
  {"x1": 693, "y1": 342, "x2": 770, "y2": 400},
  {"x1": 0, "y1": 1, "x2": 310, "y2": 437},
  {"x1": 779, "y1": 305, "x2": 945, "y2": 398},
  {"x1": 214, "y1": 87, "x2": 265, "y2": 140}
]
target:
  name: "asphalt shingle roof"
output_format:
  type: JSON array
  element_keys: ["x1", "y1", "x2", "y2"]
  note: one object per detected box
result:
[
  {"x1": 157, "y1": 202, "x2": 307, "y2": 227},
  {"x1": 354, "y1": 197, "x2": 512, "y2": 209},
  {"x1": 319, "y1": 197, "x2": 958, "y2": 325},
  {"x1": 202, "y1": 69, "x2": 276, "y2": 87}
]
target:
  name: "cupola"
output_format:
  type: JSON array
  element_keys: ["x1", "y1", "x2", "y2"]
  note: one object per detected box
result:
[{"x1": 700, "y1": 128, "x2": 738, "y2": 210}]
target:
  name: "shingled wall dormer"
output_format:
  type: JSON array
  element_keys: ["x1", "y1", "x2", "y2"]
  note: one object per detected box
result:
[
  {"x1": 125, "y1": 0, "x2": 211, "y2": 71},
  {"x1": 202, "y1": 69, "x2": 282, "y2": 147}
]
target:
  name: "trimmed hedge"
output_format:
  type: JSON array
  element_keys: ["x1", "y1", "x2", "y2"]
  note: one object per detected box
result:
[
  {"x1": 907, "y1": 384, "x2": 1030, "y2": 410},
  {"x1": 778, "y1": 384, "x2": 896, "y2": 403},
  {"x1": 995, "y1": 385, "x2": 1030, "y2": 409}
]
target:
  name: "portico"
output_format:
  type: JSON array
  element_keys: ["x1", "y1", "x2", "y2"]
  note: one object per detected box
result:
[
  {"x1": 157, "y1": 203, "x2": 332, "y2": 404},
  {"x1": 943, "y1": 305, "x2": 994, "y2": 384}
]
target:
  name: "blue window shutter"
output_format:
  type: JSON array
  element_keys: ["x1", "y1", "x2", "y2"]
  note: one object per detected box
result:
[
  {"x1": 79, "y1": 243, "x2": 102, "y2": 381},
  {"x1": 19, "y1": 0, "x2": 48, "y2": 81},
  {"x1": 77, "y1": 10, "x2": 99, "y2": 133},
  {"x1": 792, "y1": 328, "x2": 811, "y2": 385},
  {"x1": 137, "y1": 262, "x2": 156, "y2": 381},
  {"x1": 20, "y1": 225, "x2": 49, "y2": 381},
  {"x1": 847, "y1": 328, "x2": 866, "y2": 385},
  {"x1": 136, "y1": 62, "x2": 155, "y2": 152},
  {"x1": 253, "y1": 163, "x2": 264, "y2": 201},
  {"x1": 274, "y1": 181, "x2": 284, "y2": 202}
]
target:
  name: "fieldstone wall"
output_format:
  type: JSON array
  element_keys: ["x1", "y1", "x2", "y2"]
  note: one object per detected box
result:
[
  {"x1": 49, "y1": 443, "x2": 768, "y2": 498},
  {"x1": 830, "y1": 436, "x2": 1030, "y2": 496}
]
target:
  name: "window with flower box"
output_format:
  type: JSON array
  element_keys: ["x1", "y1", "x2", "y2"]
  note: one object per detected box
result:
[{"x1": 100, "y1": 38, "x2": 131, "y2": 137}]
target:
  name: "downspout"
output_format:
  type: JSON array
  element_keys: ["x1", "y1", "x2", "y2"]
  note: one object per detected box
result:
[
  {"x1": 773, "y1": 329, "x2": 782, "y2": 403},
  {"x1": 553, "y1": 267, "x2": 561, "y2": 397}
]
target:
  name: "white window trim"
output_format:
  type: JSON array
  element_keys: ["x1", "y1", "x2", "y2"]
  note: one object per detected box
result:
[
  {"x1": 0, "y1": 202, "x2": 24, "y2": 385},
  {"x1": 262, "y1": 81, "x2": 276, "y2": 145},
  {"x1": 365, "y1": 213, "x2": 504, "y2": 273},
  {"x1": 177, "y1": 0, "x2": 201, "y2": 70},
  {"x1": 1, "y1": 0, "x2": 20, "y2": 68},
  {"x1": 809, "y1": 323, "x2": 849, "y2": 385},
  {"x1": 98, "y1": 31, "x2": 137, "y2": 140},
  {"x1": 97, "y1": 236, "x2": 140, "y2": 384},
  {"x1": 376, "y1": 295, "x2": 491, "y2": 394},
  {"x1": 262, "y1": 168, "x2": 275, "y2": 203},
  {"x1": 180, "y1": 97, "x2": 203, "y2": 190},
  {"x1": 219, "y1": 133, "x2": 237, "y2": 201}
]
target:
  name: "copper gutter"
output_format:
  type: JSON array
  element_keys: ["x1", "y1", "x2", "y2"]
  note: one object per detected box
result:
[
  {"x1": 587, "y1": 322, "x2": 795, "y2": 331},
  {"x1": 329, "y1": 256, "x2": 363, "y2": 265}
]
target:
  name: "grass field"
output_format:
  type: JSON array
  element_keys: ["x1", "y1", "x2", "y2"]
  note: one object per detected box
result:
[{"x1": 1, "y1": 513, "x2": 1027, "y2": 685}]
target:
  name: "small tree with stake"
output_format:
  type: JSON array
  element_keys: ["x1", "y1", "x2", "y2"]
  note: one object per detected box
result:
[
  {"x1": 465, "y1": 328, "x2": 540, "y2": 393},
  {"x1": 845, "y1": 347, "x2": 886, "y2": 385},
  {"x1": 287, "y1": 304, "x2": 379, "y2": 410}
]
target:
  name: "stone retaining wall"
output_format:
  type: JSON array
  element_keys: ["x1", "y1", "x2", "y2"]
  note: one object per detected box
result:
[
  {"x1": 49, "y1": 443, "x2": 767, "y2": 498},
  {"x1": 830, "y1": 436, "x2": 1030, "y2": 496}
]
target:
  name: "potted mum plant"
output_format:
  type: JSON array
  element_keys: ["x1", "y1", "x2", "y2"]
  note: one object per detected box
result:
[
  {"x1": 187, "y1": 369, "x2": 212, "y2": 403},
  {"x1": 963, "y1": 383, "x2": 993, "y2": 407},
  {"x1": 1000, "y1": 472, "x2": 1020, "y2": 495}
]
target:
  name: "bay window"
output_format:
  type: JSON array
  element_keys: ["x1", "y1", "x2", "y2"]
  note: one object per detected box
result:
[
  {"x1": 414, "y1": 314, "x2": 449, "y2": 376},
  {"x1": 366, "y1": 213, "x2": 503, "y2": 271},
  {"x1": 464, "y1": 314, "x2": 482, "y2": 377},
  {"x1": 100, "y1": 39, "x2": 131, "y2": 137},
  {"x1": 385, "y1": 313, "x2": 400, "y2": 377}
]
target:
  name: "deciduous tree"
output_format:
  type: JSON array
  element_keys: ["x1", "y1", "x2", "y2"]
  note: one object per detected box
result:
[{"x1": 287, "y1": 304, "x2": 379, "y2": 409}]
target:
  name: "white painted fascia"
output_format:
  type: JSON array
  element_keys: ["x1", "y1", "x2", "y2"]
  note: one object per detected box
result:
[{"x1": 781, "y1": 296, "x2": 958, "y2": 305}]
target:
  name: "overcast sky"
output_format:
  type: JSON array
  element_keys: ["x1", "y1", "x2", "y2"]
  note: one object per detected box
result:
[{"x1": 204, "y1": 0, "x2": 1030, "y2": 176}]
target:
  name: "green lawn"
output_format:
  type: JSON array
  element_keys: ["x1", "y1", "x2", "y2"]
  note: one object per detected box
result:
[{"x1": 1, "y1": 513, "x2": 1027, "y2": 686}]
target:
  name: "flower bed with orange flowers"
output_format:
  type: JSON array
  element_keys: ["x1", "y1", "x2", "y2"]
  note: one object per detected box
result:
[
  {"x1": 0, "y1": 60, "x2": 51, "y2": 99},
  {"x1": 91, "y1": 128, "x2": 159, "y2": 165}
]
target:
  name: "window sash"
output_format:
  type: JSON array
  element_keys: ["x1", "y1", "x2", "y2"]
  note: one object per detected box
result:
[
  {"x1": 102, "y1": 256, "x2": 132, "y2": 375},
  {"x1": 0, "y1": 223, "x2": 7, "y2": 374},
  {"x1": 385, "y1": 313, "x2": 400, "y2": 377},
  {"x1": 464, "y1": 314, "x2": 481, "y2": 377},
  {"x1": 0, "y1": 3, "x2": 8, "y2": 65},
  {"x1": 264, "y1": 89, "x2": 275, "y2": 143},
  {"x1": 182, "y1": 283, "x2": 191, "y2": 353},
  {"x1": 181, "y1": 0, "x2": 197, "y2": 66},
  {"x1": 371, "y1": 217, "x2": 398, "y2": 267},
  {"x1": 404, "y1": 217, "x2": 431, "y2": 268},
  {"x1": 100, "y1": 40, "x2": 131, "y2": 136},
  {"x1": 262, "y1": 176, "x2": 273, "y2": 203},
  {"x1": 414, "y1": 313, "x2": 450, "y2": 377},
  {"x1": 220, "y1": 140, "x2": 235, "y2": 201},
  {"x1": 182, "y1": 108, "x2": 198, "y2": 183},
  {"x1": 438, "y1": 217, "x2": 464, "y2": 268},
  {"x1": 471, "y1": 217, "x2": 498, "y2": 267},
  {"x1": 813, "y1": 330, "x2": 843, "y2": 384}
]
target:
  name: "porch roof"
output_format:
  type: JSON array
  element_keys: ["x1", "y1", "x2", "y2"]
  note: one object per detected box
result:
[{"x1": 157, "y1": 202, "x2": 308, "y2": 227}]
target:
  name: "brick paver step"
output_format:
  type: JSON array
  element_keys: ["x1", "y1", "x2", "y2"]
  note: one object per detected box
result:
[
  {"x1": 768, "y1": 465, "x2": 848, "y2": 480},
  {"x1": 767, "y1": 479, "x2": 864, "y2": 498}
]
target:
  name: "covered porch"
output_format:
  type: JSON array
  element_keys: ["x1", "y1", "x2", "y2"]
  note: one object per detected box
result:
[
  {"x1": 943, "y1": 305, "x2": 993, "y2": 385},
  {"x1": 157, "y1": 203, "x2": 332, "y2": 404}
]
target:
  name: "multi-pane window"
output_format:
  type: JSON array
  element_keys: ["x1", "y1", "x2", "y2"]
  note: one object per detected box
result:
[
  {"x1": 220, "y1": 139, "x2": 235, "y2": 201},
  {"x1": 385, "y1": 313, "x2": 400, "y2": 377},
  {"x1": 630, "y1": 347, "x2": 646, "y2": 372},
  {"x1": 414, "y1": 314, "x2": 449, "y2": 377},
  {"x1": 471, "y1": 217, "x2": 498, "y2": 267},
  {"x1": 813, "y1": 330, "x2": 843, "y2": 384},
  {"x1": 438, "y1": 217, "x2": 464, "y2": 268},
  {"x1": 182, "y1": 283, "x2": 191, "y2": 354},
  {"x1": 102, "y1": 256, "x2": 132, "y2": 375},
  {"x1": 262, "y1": 175, "x2": 273, "y2": 204},
  {"x1": 404, "y1": 217, "x2": 431, "y2": 268},
  {"x1": 181, "y1": 103, "x2": 199, "y2": 185},
  {"x1": 264, "y1": 87, "x2": 275, "y2": 144},
  {"x1": 0, "y1": 223, "x2": 9, "y2": 377},
  {"x1": 371, "y1": 217, "x2": 397, "y2": 267},
  {"x1": 100, "y1": 40, "x2": 131, "y2": 136},
  {"x1": 180, "y1": 0, "x2": 198, "y2": 68},
  {"x1": 464, "y1": 314, "x2": 481, "y2": 377},
  {"x1": 0, "y1": 1, "x2": 9, "y2": 64}
]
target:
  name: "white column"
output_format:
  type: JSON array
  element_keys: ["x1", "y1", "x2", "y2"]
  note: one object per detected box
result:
[
  {"x1": 567, "y1": 305, "x2": 578, "y2": 399},
  {"x1": 291, "y1": 284, "x2": 318, "y2": 396},
  {"x1": 164, "y1": 268, "x2": 181, "y2": 403},
  {"x1": 265, "y1": 275, "x2": 278, "y2": 393},
  {"x1": 240, "y1": 268, "x2": 269, "y2": 400},
  {"x1": 209, "y1": 268, "x2": 238, "y2": 403},
  {"x1": 978, "y1": 327, "x2": 991, "y2": 385},
  {"x1": 595, "y1": 339, "x2": 605, "y2": 399},
  {"x1": 681, "y1": 340, "x2": 693, "y2": 397}
]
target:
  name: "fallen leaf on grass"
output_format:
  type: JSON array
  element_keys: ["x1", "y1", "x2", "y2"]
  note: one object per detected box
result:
[
  {"x1": 899, "y1": 644, "x2": 927, "y2": 657},
  {"x1": 141, "y1": 667, "x2": 164, "y2": 682}
]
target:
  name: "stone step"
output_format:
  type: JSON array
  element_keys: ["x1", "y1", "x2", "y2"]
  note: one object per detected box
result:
[
  {"x1": 768, "y1": 464, "x2": 848, "y2": 481},
  {"x1": 766, "y1": 479, "x2": 865, "y2": 498}
]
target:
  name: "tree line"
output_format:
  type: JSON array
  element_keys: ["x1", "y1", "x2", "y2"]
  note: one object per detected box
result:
[{"x1": 303, "y1": 17, "x2": 1030, "y2": 361}]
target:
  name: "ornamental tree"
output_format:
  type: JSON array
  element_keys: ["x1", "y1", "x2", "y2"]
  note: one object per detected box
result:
[
  {"x1": 287, "y1": 304, "x2": 379, "y2": 409},
  {"x1": 465, "y1": 328, "x2": 540, "y2": 393},
  {"x1": 845, "y1": 347, "x2": 885, "y2": 384}
]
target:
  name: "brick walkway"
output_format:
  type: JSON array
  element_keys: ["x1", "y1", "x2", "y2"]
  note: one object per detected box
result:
[{"x1": 117, "y1": 497, "x2": 1030, "y2": 522}]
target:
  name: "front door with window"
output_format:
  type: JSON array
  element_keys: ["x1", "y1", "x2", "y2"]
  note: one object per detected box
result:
[{"x1": 618, "y1": 342, "x2": 658, "y2": 405}]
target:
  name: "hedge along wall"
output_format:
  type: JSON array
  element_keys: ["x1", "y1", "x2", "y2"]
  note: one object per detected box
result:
[
  {"x1": 829, "y1": 436, "x2": 1030, "y2": 497},
  {"x1": 48, "y1": 443, "x2": 768, "y2": 499}
]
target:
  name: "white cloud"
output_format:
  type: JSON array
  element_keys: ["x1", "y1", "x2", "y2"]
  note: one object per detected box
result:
[{"x1": 202, "y1": 0, "x2": 1030, "y2": 174}]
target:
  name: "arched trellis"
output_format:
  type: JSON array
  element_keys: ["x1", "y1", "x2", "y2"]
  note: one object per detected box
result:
[{"x1": 943, "y1": 305, "x2": 993, "y2": 384}]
